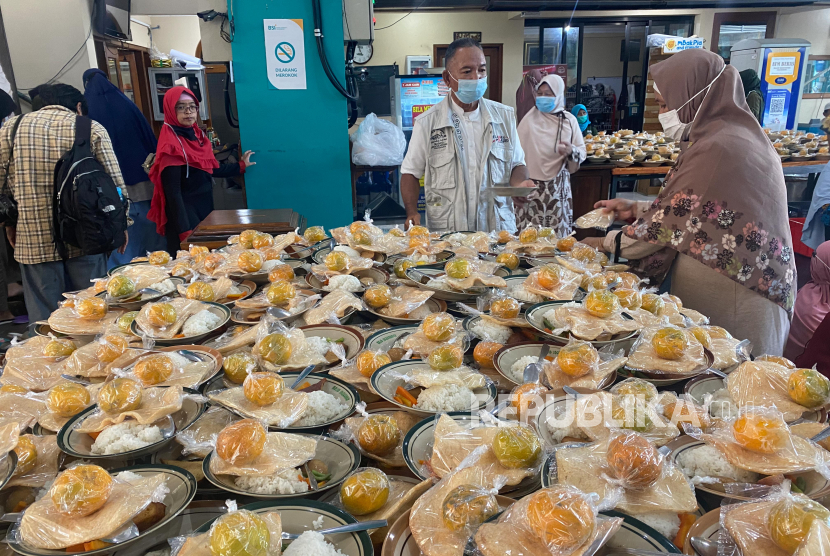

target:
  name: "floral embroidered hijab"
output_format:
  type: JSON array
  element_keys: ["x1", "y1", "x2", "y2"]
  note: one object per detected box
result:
[{"x1": 625, "y1": 48, "x2": 796, "y2": 311}]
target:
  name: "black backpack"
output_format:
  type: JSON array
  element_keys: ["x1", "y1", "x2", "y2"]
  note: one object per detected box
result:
[{"x1": 52, "y1": 116, "x2": 127, "y2": 260}]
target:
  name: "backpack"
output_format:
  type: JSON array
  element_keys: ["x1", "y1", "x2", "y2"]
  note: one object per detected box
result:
[{"x1": 52, "y1": 116, "x2": 127, "y2": 260}]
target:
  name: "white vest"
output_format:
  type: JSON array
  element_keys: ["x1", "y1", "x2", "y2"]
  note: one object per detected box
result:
[{"x1": 419, "y1": 97, "x2": 519, "y2": 233}]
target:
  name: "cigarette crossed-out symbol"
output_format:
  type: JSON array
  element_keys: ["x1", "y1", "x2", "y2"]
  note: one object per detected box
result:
[{"x1": 275, "y1": 42, "x2": 295, "y2": 63}]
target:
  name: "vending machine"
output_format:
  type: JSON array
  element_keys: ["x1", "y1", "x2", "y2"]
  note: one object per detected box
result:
[{"x1": 730, "y1": 38, "x2": 811, "y2": 131}]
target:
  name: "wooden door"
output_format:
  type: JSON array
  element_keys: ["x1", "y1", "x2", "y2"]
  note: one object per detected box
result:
[{"x1": 433, "y1": 43, "x2": 503, "y2": 103}]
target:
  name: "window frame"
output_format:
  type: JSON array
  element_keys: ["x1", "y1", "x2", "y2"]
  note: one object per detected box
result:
[{"x1": 710, "y1": 11, "x2": 776, "y2": 60}]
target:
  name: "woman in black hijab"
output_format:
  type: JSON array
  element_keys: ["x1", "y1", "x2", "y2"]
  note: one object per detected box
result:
[{"x1": 739, "y1": 69, "x2": 764, "y2": 124}]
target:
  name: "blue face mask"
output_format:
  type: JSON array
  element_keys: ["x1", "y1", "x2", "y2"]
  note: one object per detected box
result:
[
  {"x1": 577, "y1": 114, "x2": 588, "y2": 124},
  {"x1": 535, "y1": 96, "x2": 557, "y2": 113},
  {"x1": 450, "y1": 73, "x2": 488, "y2": 104}
]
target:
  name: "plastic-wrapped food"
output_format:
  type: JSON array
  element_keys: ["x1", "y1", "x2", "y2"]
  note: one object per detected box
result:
[
  {"x1": 304, "y1": 225, "x2": 328, "y2": 244},
  {"x1": 252, "y1": 321, "x2": 328, "y2": 372},
  {"x1": 557, "y1": 338, "x2": 600, "y2": 378},
  {"x1": 215, "y1": 419, "x2": 267, "y2": 465},
  {"x1": 575, "y1": 208, "x2": 614, "y2": 230},
  {"x1": 625, "y1": 325, "x2": 707, "y2": 376},
  {"x1": 98, "y1": 377, "x2": 143, "y2": 413},
  {"x1": 42, "y1": 337, "x2": 76, "y2": 357},
  {"x1": 430, "y1": 414, "x2": 542, "y2": 485},
  {"x1": 312, "y1": 251, "x2": 374, "y2": 278},
  {"x1": 243, "y1": 372, "x2": 285, "y2": 406},
  {"x1": 727, "y1": 361, "x2": 829, "y2": 422},
  {"x1": 0, "y1": 393, "x2": 46, "y2": 431},
  {"x1": 511, "y1": 382, "x2": 549, "y2": 420},
  {"x1": 47, "y1": 303, "x2": 121, "y2": 335},
  {"x1": 8, "y1": 434, "x2": 59, "y2": 488},
  {"x1": 210, "y1": 426, "x2": 317, "y2": 477},
  {"x1": 496, "y1": 252, "x2": 520, "y2": 270},
  {"x1": 410, "y1": 446, "x2": 510, "y2": 556},
  {"x1": 375, "y1": 285, "x2": 434, "y2": 318},
  {"x1": 611, "y1": 377, "x2": 659, "y2": 402},
  {"x1": 686, "y1": 406, "x2": 830, "y2": 477},
  {"x1": 304, "y1": 289, "x2": 363, "y2": 325},
  {"x1": 569, "y1": 391, "x2": 680, "y2": 446},
  {"x1": 503, "y1": 235, "x2": 559, "y2": 257},
  {"x1": 473, "y1": 341, "x2": 503, "y2": 369},
  {"x1": 75, "y1": 384, "x2": 184, "y2": 434},
  {"x1": 15, "y1": 467, "x2": 169, "y2": 550},
  {"x1": 443, "y1": 258, "x2": 507, "y2": 291},
  {"x1": 337, "y1": 407, "x2": 421, "y2": 466},
  {"x1": 135, "y1": 297, "x2": 206, "y2": 339},
  {"x1": 340, "y1": 467, "x2": 391, "y2": 515},
  {"x1": 396, "y1": 365, "x2": 488, "y2": 390},
  {"x1": 64, "y1": 331, "x2": 142, "y2": 379},
  {"x1": 175, "y1": 405, "x2": 238, "y2": 458},
  {"x1": 39, "y1": 383, "x2": 100, "y2": 432},
  {"x1": 423, "y1": 312, "x2": 456, "y2": 342},
  {"x1": 542, "y1": 301, "x2": 639, "y2": 341},
  {"x1": 662, "y1": 395, "x2": 713, "y2": 431},
  {"x1": 356, "y1": 349, "x2": 392, "y2": 378},
  {"x1": 208, "y1": 382, "x2": 308, "y2": 428},
  {"x1": 46, "y1": 382, "x2": 91, "y2": 417},
  {"x1": 758, "y1": 354, "x2": 798, "y2": 369},
  {"x1": 721, "y1": 484, "x2": 830, "y2": 556},
  {"x1": 173, "y1": 508, "x2": 283, "y2": 556},
  {"x1": 268, "y1": 263, "x2": 295, "y2": 282},
  {"x1": 553, "y1": 434, "x2": 696, "y2": 515},
  {"x1": 427, "y1": 343, "x2": 465, "y2": 371}
]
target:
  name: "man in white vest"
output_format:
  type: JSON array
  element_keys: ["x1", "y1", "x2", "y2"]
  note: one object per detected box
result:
[{"x1": 400, "y1": 38, "x2": 534, "y2": 233}]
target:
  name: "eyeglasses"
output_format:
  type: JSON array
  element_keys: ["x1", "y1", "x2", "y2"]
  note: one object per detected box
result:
[{"x1": 176, "y1": 104, "x2": 198, "y2": 114}]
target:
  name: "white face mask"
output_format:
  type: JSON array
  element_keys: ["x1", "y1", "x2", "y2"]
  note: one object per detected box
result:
[{"x1": 658, "y1": 65, "x2": 726, "y2": 140}]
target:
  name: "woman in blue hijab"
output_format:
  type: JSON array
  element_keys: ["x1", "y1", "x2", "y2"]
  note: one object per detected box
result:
[
  {"x1": 571, "y1": 104, "x2": 597, "y2": 136},
  {"x1": 83, "y1": 68, "x2": 165, "y2": 267}
]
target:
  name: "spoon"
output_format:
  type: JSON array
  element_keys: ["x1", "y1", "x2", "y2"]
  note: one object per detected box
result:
[
  {"x1": 291, "y1": 365, "x2": 317, "y2": 389},
  {"x1": 303, "y1": 462, "x2": 318, "y2": 491},
  {"x1": 489, "y1": 400, "x2": 510, "y2": 416},
  {"x1": 281, "y1": 520, "x2": 387, "y2": 541},
  {"x1": 523, "y1": 344, "x2": 551, "y2": 383},
  {"x1": 100, "y1": 521, "x2": 140, "y2": 544},
  {"x1": 267, "y1": 306, "x2": 292, "y2": 319},
  {"x1": 811, "y1": 427, "x2": 830, "y2": 444},
  {"x1": 691, "y1": 536, "x2": 739, "y2": 556},
  {"x1": 562, "y1": 385, "x2": 581, "y2": 398}
]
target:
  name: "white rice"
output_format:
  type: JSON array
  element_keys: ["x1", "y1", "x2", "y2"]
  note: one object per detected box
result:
[
  {"x1": 676, "y1": 444, "x2": 759, "y2": 484},
  {"x1": 470, "y1": 320, "x2": 512, "y2": 344},
  {"x1": 91, "y1": 422, "x2": 163, "y2": 454},
  {"x1": 445, "y1": 233, "x2": 467, "y2": 244},
  {"x1": 165, "y1": 351, "x2": 190, "y2": 369},
  {"x1": 283, "y1": 531, "x2": 346, "y2": 556},
  {"x1": 313, "y1": 516, "x2": 325, "y2": 529},
  {"x1": 293, "y1": 390, "x2": 348, "y2": 426},
  {"x1": 333, "y1": 245, "x2": 361, "y2": 258},
  {"x1": 410, "y1": 253, "x2": 435, "y2": 263},
  {"x1": 227, "y1": 285, "x2": 243, "y2": 296},
  {"x1": 417, "y1": 384, "x2": 477, "y2": 412},
  {"x1": 234, "y1": 468, "x2": 309, "y2": 494},
  {"x1": 149, "y1": 279, "x2": 177, "y2": 294},
  {"x1": 631, "y1": 511, "x2": 682, "y2": 541},
  {"x1": 545, "y1": 403, "x2": 587, "y2": 444},
  {"x1": 507, "y1": 284, "x2": 544, "y2": 304},
  {"x1": 323, "y1": 274, "x2": 362, "y2": 293},
  {"x1": 510, "y1": 356, "x2": 539, "y2": 383},
  {"x1": 306, "y1": 336, "x2": 332, "y2": 358},
  {"x1": 542, "y1": 308, "x2": 560, "y2": 328},
  {"x1": 182, "y1": 309, "x2": 222, "y2": 336},
  {"x1": 708, "y1": 388, "x2": 739, "y2": 420}
]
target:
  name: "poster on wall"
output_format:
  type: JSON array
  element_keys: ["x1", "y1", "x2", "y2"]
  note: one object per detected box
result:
[
  {"x1": 397, "y1": 76, "x2": 450, "y2": 129},
  {"x1": 264, "y1": 19, "x2": 306, "y2": 90}
]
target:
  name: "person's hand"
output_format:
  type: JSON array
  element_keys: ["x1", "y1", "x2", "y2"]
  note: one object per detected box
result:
[
  {"x1": 556, "y1": 141, "x2": 573, "y2": 157},
  {"x1": 517, "y1": 179, "x2": 536, "y2": 188},
  {"x1": 6, "y1": 226, "x2": 15, "y2": 249},
  {"x1": 405, "y1": 213, "x2": 421, "y2": 229},
  {"x1": 117, "y1": 231, "x2": 128, "y2": 255},
  {"x1": 580, "y1": 236, "x2": 605, "y2": 250},
  {"x1": 594, "y1": 198, "x2": 637, "y2": 221},
  {"x1": 241, "y1": 150, "x2": 256, "y2": 166}
]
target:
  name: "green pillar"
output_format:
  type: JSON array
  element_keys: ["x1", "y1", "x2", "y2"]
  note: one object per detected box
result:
[{"x1": 229, "y1": 0, "x2": 352, "y2": 227}]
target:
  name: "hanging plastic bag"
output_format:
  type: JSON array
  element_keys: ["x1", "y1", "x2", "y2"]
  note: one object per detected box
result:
[{"x1": 350, "y1": 113, "x2": 407, "y2": 167}]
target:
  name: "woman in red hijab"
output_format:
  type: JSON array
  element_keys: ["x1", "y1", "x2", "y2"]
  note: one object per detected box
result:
[{"x1": 148, "y1": 86, "x2": 254, "y2": 254}]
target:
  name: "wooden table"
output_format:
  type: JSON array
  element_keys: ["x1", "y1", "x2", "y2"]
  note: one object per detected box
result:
[{"x1": 186, "y1": 209, "x2": 306, "y2": 250}]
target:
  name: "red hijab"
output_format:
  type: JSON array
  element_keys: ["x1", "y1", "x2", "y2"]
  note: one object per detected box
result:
[{"x1": 147, "y1": 86, "x2": 218, "y2": 235}]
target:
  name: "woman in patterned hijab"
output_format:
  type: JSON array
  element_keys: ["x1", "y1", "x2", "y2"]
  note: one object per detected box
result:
[{"x1": 583, "y1": 48, "x2": 795, "y2": 355}]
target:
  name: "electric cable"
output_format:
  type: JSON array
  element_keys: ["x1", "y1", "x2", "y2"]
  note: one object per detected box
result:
[{"x1": 374, "y1": 0, "x2": 428, "y2": 31}]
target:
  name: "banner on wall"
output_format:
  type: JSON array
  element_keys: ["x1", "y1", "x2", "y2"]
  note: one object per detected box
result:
[
  {"x1": 264, "y1": 19, "x2": 306, "y2": 90},
  {"x1": 662, "y1": 37, "x2": 704, "y2": 53},
  {"x1": 759, "y1": 47, "x2": 806, "y2": 131}
]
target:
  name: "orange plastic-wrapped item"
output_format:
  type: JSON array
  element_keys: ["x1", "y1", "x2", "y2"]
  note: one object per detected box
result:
[
  {"x1": 428, "y1": 344, "x2": 464, "y2": 371},
  {"x1": 186, "y1": 282, "x2": 216, "y2": 302},
  {"x1": 75, "y1": 297, "x2": 108, "y2": 320},
  {"x1": 95, "y1": 334, "x2": 129, "y2": 363},
  {"x1": 356, "y1": 350, "x2": 392, "y2": 378},
  {"x1": 209, "y1": 509, "x2": 272, "y2": 556},
  {"x1": 265, "y1": 280, "x2": 296, "y2": 305},
  {"x1": 584, "y1": 289, "x2": 621, "y2": 318},
  {"x1": 364, "y1": 284, "x2": 392, "y2": 309},
  {"x1": 732, "y1": 409, "x2": 789, "y2": 454},
  {"x1": 237, "y1": 250, "x2": 264, "y2": 273},
  {"x1": 526, "y1": 487, "x2": 596, "y2": 551},
  {"x1": 473, "y1": 342, "x2": 503, "y2": 368},
  {"x1": 257, "y1": 333, "x2": 293, "y2": 364},
  {"x1": 445, "y1": 258, "x2": 472, "y2": 279},
  {"x1": 223, "y1": 351, "x2": 258, "y2": 383},
  {"x1": 268, "y1": 264, "x2": 295, "y2": 282},
  {"x1": 97, "y1": 378, "x2": 142, "y2": 413},
  {"x1": 357, "y1": 414, "x2": 401, "y2": 457},
  {"x1": 148, "y1": 250, "x2": 171, "y2": 265},
  {"x1": 422, "y1": 312, "x2": 455, "y2": 342},
  {"x1": 557, "y1": 339, "x2": 600, "y2": 378},
  {"x1": 42, "y1": 338, "x2": 76, "y2": 358},
  {"x1": 605, "y1": 431, "x2": 664, "y2": 490},
  {"x1": 238, "y1": 229, "x2": 258, "y2": 249},
  {"x1": 46, "y1": 383, "x2": 91, "y2": 418},
  {"x1": 243, "y1": 372, "x2": 285, "y2": 406},
  {"x1": 304, "y1": 225, "x2": 328, "y2": 244},
  {"x1": 442, "y1": 484, "x2": 499, "y2": 531},
  {"x1": 134, "y1": 354, "x2": 175, "y2": 385},
  {"x1": 215, "y1": 419, "x2": 267, "y2": 465},
  {"x1": 496, "y1": 252, "x2": 520, "y2": 270},
  {"x1": 492, "y1": 423, "x2": 542, "y2": 469},
  {"x1": 340, "y1": 467, "x2": 391, "y2": 516},
  {"x1": 49, "y1": 464, "x2": 113, "y2": 518}
]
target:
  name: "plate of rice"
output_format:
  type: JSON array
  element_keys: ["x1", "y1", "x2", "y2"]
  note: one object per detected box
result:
[
  {"x1": 400, "y1": 411, "x2": 542, "y2": 499},
  {"x1": 493, "y1": 341, "x2": 571, "y2": 387},
  {"x1": 98, "y1": 276, "x2": 185, "y2": 311},
  {"x1": 463, "y1": 315, "x2": 519, "y2": 345},
  {"x1": 230, "y1": 258, "x2": 307, "y2": 286},
  {"x1": 404, "y1": 267, "x2": 499, "y2": 301},
  {"x1": 202, "y1": 371, "x2": 359, "y2": 432},
  {"x1": 313, "y1": 244, "x2": 388, "y2": 265},
  {"x1": 364, "y1": 325, "x2": 420, "y2": 352},
  {"x1": 533, "y1": 387, "x2": 595, "y2": 446},
  {"x1": 525, "y1": 300, "x2": 639, "y2": 350},
  {"x1": 364, "y1": 297, "x2": 448, "y2": 326},
  {"x1": 300, "y1": 323, "x2": 365, "y2": 363},
  {"x1": 131, "y1": 301, "x2": 231, "y2": 346},
  {"x1": 57, "y1": 387, "x2": 207, "y2": 459},
  {"x1": 202, "y1": 434, "x2": 360, "y2": 499},
  {"x1": 371, "y1": 360, "x2": 496, "y2": 416},
  {"x1": 230, "y1": 288, "x2": 324, "y2": 326},
  {"x1": 305, "y1": 267, "x2": 390, "y2": 292},
  {"x1": 106, "y1": 260, "x2": 154, "y2": 276},
  {"x1": 194, "y1": 499, "x2": 373, "y2": 556},
  {"x1": 667, "y1": 436, "x2": 830, "y2": 510},
  {"x1": 385, "y1": 250, "x2": 455, "y2": 270}
]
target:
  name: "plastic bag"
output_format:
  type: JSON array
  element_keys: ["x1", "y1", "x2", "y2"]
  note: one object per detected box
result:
[
  {"x1": 570, "y1": 390, "x2": 680, "y2": 447},
  {"x1": 545, "y1": 338, "x2": 628, "y2": 391},
  {"x1": 119, "y1": 349, "x2": 216, "y2": 389},
  {"x1": 472, "y1": 484, "x2": 623, "y2": 556},
  {"x1": 249, "y1": 317, "x2": 327, "y2": 372},
  {"x1": 209, "y1": 421, "x2": 317, "y2": 477},
  {"x1": 350, "y1": 113, "x2": 406, "y2": 166},
  {"x1": 335, "y1": 403, "x2": 421, "y2": 466},
  {"x1": 0, "y1": 392, "x2": 46, "y2": 431},
  {"x1": 74, "y1": 384, "x2": 185, "y2": 434},
  {"x1": 14, "y1": 465, "x2": 169, "y2": 550},
  {"x1": 409, "y1": 445, "x2": 510, "y2": 556},
  {"x1": 207, "y1": 381, "x2": 308, "y2": 428},
  {"x1": 172, "y1": 504, "x2": 283, "y2": 556},
  {"x1": 304, "y1": 289, "x2": 363, "y2": 325},
  {"x1": 134, "y1": 297, "x2": 206, "y2": 339},
  {"x1": 542, "y1": 301, "x2": 639, "y2": 341},
  {"x1": 686, "y1": 405, "x2": 830, "y2": 478},
  {"x1": 374, "y1": 285, "x2": 434, "y2": 318},
  {"x1": 575, "y1": 208, "x2": 614, "y2": 231},
  {"x1": 8, "y1": 434, "x2": 60, "y2": 489},
  {"x1": 625, "y1": 324, "x2": 708, "y2": 376},
  {"x1": 727, "y1": 361, "x2": 830, "y2": 422},
  {"x1": 175, "y1": 405, "x2": 239, "y2": 458},
  {"x1": 430, "y1": 413, "x2": 543, "y2": 486}
]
